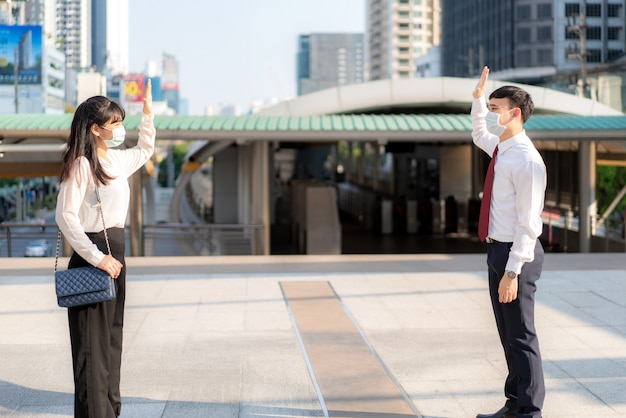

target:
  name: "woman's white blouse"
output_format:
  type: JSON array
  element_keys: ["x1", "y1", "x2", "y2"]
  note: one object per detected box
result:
[{"x1": 56, "y1": 114, "x2": 156, "y2": 266}]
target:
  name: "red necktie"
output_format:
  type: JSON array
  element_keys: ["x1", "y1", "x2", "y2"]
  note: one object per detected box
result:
[{"x1": 478, "y1": 145, "x2": 498, "y2": 241}]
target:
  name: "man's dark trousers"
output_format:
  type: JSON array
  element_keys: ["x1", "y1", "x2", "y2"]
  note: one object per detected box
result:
[{"x1": 486, "y1": 240, "x2": 545, "y2": 418}]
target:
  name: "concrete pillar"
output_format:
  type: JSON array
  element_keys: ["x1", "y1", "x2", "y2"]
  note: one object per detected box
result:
[
  {"x1": 238, "y1": 144, "x2": 252, "y2": 225},
  {"x1": 357, "y1": 142, "x2": 365, "y2": 184},
  {"x1": 346, "y1": 142, "x2": 353, "y2": 182},
  {"x1": 251, "y1": 141, "x2": 270, "y2": 255},
  {"x1": 372, "y1": 142, "x2": 380, "y2": 191},
  {"x1": 143, "y1": 176, "x2": 156, "y2": 225},
  {"x1": 579, "y1": 141, "x2": 596, "y2": 253},
  {"x1": 214, "y1": 146, "x2": 239, "y2": 223},
  {"x1": 129, "y1": 170, "x2": 143, "y2": 256}
]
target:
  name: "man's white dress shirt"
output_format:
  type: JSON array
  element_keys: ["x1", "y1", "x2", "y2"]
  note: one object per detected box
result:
[{"x1": 471, "y1": 97, "x2": 547, "y2": 274}]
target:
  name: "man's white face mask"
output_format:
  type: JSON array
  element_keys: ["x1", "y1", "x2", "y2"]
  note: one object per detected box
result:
[{"x1": 486, "y1": 109, "x2": 515, "y2": 137}]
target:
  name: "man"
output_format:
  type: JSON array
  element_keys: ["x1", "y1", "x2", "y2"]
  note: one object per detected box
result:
[{"x1": 472, "y1": 66, "x2": 547, "y2": 418}]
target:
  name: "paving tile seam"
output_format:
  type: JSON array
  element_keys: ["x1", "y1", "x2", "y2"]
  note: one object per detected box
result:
[
  {"x1": 327, "y1": 281, "x2": 424, "y2": 418},
  {"x1": 279, "y1": 282, "x2": 330, "y2": 418},
  {"x1": 281, "y1": 281, "x2": 422, "y2": 418},
  {"x1": 566, "y1": 377, "x2": 618, "y2": 413}
]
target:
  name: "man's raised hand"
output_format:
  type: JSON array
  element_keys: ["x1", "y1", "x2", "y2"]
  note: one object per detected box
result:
[{"x1": 473, "y1": 66, "x2": 489, "y2": 99}]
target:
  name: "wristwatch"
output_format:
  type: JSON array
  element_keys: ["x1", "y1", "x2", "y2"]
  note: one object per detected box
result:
[{"x1": 506, "y1": 270, "x2": 517, "y2": 279}]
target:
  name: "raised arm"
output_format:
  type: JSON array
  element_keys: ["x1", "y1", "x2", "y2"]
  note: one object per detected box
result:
[
  {"x1": 471, "y1": 66, "x2": 498, "y2": 155},
  {"x1": 473, "y1": 66, "x2": 489, "y2": 99}
]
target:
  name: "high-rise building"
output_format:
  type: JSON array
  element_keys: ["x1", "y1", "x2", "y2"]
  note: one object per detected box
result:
[
  {"x1": 366, "y1": 0, "x2": 441, "y2": 80},
  {"x1": 55, "y1": 0, "x2": 128, "y2": 74},
  {"x1": 92, "y1": 0, "x2": 128, "y2": 75},
  {"x1": 162, "y1": 52, "x2": 180, "y2": 113},
  {"x1": 297, "y1": 33, "x2": 365, "y2": 96},
  {"x1": 0, "y1": 0, "x2": 21, "y2": 24},
  {"x1": 1, "y1": 0, "x2": 47, "y2": 26},
  {"x1": 441, "y1": 0, "x2": 626, "y2": 82},
  {"x1": 55, "y1": 0, "x2": 90, "y2": 69}
]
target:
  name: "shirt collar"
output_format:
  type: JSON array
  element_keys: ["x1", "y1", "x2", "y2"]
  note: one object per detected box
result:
[{"x1": 499, "y1": 130, "x2": 528, "y2": 154}]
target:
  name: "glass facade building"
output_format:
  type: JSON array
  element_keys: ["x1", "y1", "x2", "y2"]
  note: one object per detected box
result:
[
  {"x1": 297, "y1": 33, "x2": 365, "y2": 96},
  {"x1": 441, "y1": 0, "x2": 625, "y2": 82},
  {"x1": 366, "y1": 0, "x2": 441, "y2": 80}
]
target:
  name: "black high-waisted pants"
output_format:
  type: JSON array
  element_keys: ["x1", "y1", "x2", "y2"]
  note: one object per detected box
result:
[
  {"x1": 67, "y1": 227, "x2": 125, "y2": 418},
  {"x1": 487, "y1": 240, "x2": 545, "y2": 418}
]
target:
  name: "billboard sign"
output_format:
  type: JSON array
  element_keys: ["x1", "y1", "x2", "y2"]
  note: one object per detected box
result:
[
  {"x1": 0, "y1": 25, "x2": 42, "y2": 85},
  {"x1": 124, "y1": 73, "x2": 145, "y2": 103}
]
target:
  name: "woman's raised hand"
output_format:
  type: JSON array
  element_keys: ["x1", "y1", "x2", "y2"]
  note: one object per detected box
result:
[{"x1": 143, "y1": 79, "x2": 153, "y2": 115}]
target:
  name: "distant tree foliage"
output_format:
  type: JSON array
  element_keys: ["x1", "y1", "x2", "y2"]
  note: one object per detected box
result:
[
  {"x1": 0, "y1": 179, "x2": 19, "y2": 187},
  {"x1": 597, "y1": 165, "x2": 626, "y2": 215},
  {"x1": 157, "y1": 143, "x2": 189, "y2": 187}
]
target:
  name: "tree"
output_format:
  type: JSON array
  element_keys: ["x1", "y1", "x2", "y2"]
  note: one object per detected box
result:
[
  {"x1": 597, "y1": 165, "x2": 626, "y2": 215},
  {"x1": 157, "y1": 143, "x2": 189, "y2": 187}
]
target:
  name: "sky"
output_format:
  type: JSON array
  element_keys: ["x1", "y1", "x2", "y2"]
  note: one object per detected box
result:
[{"x1": 128, "y1": 1, "x2": 365, "y2": 115}]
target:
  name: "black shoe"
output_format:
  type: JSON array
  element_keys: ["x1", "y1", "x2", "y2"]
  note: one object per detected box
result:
[{"x1": 476, "y1": 405, "x2": 517, "y2": 418}]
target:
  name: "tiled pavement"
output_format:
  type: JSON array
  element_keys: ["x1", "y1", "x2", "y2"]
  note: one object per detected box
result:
[{"x1": 1, "y1": 253, "x2": 626, "y2": 417}]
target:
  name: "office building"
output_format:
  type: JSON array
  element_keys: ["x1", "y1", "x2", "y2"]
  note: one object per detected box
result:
[
  {"x1": 162, "y1": 52, "x2": 180, "y2": 113},
  {"x1": 415, "y1": 45, "x2": 441, "y2": 77},
  {"x1": 55, "y1": 0, "x2": 128, "y2": 74},
  {"x1": 55, "y1": 0, "x2": 90, "y2": 69},
  {"x1": 92, "y1": 0, "x2": 128, "y2": 75},
  {"x1": 297, "y1": 33, "x2": 365, "y2": 95},
  {"x1": 366, "y1": 0, "x2": 441, "y2": 80},
  {"x1": 441, "y1": 0, "x2": 626, "y2": 82}
]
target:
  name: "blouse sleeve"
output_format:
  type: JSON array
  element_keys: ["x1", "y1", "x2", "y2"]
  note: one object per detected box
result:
[
  {"x1": 55, "y1": 157, "x2": 106, "y2": 267},
  {"x1": 112, "y1": 113, "x2": 156, "y2": 177}
]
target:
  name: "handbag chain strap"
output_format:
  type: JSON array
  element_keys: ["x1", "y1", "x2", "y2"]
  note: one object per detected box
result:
[{"x1": 55, "y1": 186, "x2": 110, "y2": 272}]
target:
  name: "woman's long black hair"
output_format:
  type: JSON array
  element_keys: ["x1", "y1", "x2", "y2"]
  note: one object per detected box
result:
[{"x1": 59, "y1": 96, "x2": 126, "y2": 185}]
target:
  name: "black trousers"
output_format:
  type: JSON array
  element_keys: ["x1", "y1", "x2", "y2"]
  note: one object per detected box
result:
[
  {"x1": 67, "y1": 228, "x2": 125, "y2": 418},
  {"x1": 486, "y1": 240, "x2": 545, "y2": 418}
]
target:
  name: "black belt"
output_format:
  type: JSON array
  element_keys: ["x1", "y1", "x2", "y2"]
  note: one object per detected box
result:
[{"x1": 485, "y1": 237, "x2": 511, "y2": 244}]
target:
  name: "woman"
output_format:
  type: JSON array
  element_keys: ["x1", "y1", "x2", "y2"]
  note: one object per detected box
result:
[{"x1": 56, "y1": 80, "x2": 154, "y2": 418}]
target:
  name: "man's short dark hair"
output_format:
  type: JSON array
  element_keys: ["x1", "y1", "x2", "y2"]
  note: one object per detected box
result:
[{"x1": 489, "y1": 85, "x2": 534, "y2": 123}]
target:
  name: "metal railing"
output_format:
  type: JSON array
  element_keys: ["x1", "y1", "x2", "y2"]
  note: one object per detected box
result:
[
  {"x1": 143, "y1": 223, "x2": 263, "y2": 256},
  {"x1": 541, "y1": 209, "x2": 626, "y2": 252},
  {"x1": 0, "y1": 223, "x2": 58, "y2": 258},
  {"x1": 0, "y1": 223, "x2": 263, "y2": 257},
  {"x1": 592, "y1": 213, "x2": 626, "y2": 252}
]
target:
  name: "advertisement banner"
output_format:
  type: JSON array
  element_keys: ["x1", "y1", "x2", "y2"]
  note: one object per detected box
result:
[
  {"x1": 124, "y1": 74, "x2": 145, "y2": 103},
  {"x1": 0, "y1": 25, "x2": 42, "y2": 85}
]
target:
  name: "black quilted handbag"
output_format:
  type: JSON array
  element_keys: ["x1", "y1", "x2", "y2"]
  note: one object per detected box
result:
[
  {"x1": 54, "y1": 187, "x2": 116, "y2": 308},
  {"x1": 55, "y1": 267, "x2": 115, "y2": 307}
]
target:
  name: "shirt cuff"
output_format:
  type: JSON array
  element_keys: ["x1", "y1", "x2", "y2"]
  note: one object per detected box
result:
[
  {"x1": 505, "y1": 259, "x2": 523, "y2": 275},
  {"x1": 472, "y1": 97, "x2": 487, "y2": 112}
]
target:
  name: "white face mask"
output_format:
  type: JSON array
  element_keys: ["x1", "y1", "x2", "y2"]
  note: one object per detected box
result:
[
  {"x1": 485, "y1": 109, "x2": 514, "y2": 137},
  {"x1": 100, "y1": 125, "x2": 126, "y2": 148}
]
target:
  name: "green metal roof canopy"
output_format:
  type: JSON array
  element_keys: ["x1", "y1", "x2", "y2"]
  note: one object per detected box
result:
[{"x1": 1, "y1": 114, "x2": 626, "y2": 141}]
